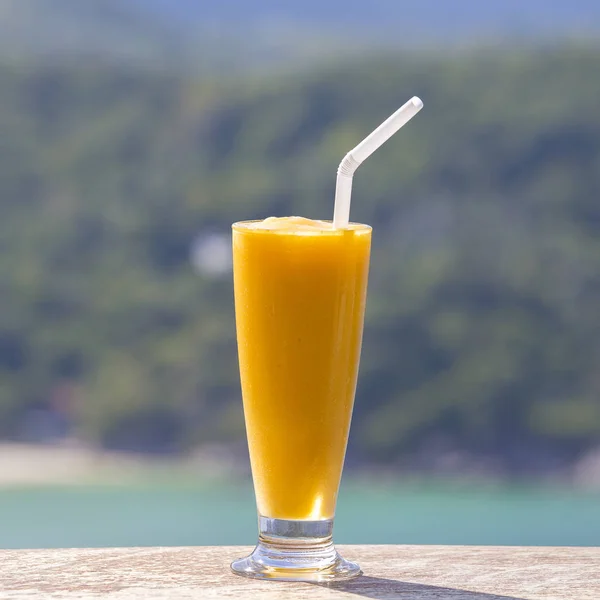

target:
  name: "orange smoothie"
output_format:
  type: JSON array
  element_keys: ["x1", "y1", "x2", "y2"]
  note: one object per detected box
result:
[{"x1": 232, "y1": 217, "x2": 371, "y2": 520}]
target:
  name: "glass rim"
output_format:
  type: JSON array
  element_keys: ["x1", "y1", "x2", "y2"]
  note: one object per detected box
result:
[{"x1": 231, "y1": 219, "x2": 372, "y2": 234}]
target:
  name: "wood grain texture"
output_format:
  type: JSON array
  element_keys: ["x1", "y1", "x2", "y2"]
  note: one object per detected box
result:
[{"x1": 0, "y1": 545, "x2": 598, "y2": 599}]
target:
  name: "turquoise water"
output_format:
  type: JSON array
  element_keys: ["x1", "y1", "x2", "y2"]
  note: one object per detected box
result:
[{"x1": 1, "y1": 479, "x2": 599, "y2": 549}]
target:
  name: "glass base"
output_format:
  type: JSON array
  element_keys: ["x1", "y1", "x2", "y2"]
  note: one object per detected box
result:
[{"x1": 231, "y1": 517, "x2": 361, "y2": 582}]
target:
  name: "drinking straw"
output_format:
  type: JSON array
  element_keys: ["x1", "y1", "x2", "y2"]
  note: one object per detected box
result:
[{"x1": 333, "y1": 96, "x2": 423, "y2": 228}]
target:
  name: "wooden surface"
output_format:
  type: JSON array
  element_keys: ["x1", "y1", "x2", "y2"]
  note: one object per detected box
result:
[{"x1": 1, "y1": 545, "x2": 598, "y2": 599}]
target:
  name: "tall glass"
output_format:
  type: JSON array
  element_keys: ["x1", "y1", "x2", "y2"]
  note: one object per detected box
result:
[{"x1": 230, "y1": 218, "x2": 371, "y2": 581}]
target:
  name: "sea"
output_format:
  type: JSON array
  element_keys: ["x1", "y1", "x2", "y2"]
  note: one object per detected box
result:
[{"x1": 1, "y1": 478, "x2": 599, "y2": 549}]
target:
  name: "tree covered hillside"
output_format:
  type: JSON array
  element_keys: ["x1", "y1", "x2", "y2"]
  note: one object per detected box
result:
[{"x1": 1, "y1": 46, "x2": 600, "y2": 472}]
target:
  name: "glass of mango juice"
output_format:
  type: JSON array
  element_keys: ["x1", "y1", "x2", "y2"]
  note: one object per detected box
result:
[{"x1": 231, "y1": 216, "x2": 371, "y2": 581}]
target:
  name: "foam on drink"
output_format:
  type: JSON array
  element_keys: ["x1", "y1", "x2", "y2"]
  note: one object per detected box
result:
[{"x1": 239, "y1": 216, "x2": 366, "y2": 233}]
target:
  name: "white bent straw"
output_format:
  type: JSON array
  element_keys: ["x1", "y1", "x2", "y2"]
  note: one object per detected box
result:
[{"x1": 332, "y1": 96, "x2": 423, "y2": 229}]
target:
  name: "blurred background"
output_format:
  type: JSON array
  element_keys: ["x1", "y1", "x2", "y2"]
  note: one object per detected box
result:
[{"x1": 1, "y1": 0, "x2": 600, "y2": 549}]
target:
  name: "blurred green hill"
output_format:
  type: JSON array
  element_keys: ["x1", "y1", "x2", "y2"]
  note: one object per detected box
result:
[{"x1": 1, "y1": 45, "x2": 600, "y2": 473}]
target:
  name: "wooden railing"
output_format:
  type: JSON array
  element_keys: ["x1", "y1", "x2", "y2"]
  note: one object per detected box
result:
[{"x1": 1, "y1": 545, "x2": 597, "y2": 599}]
